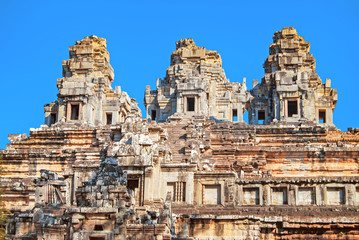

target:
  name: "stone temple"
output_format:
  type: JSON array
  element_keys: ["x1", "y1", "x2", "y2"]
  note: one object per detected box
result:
[{"x1": 1, "y1": 27, "x2": 359, "y2": 240}]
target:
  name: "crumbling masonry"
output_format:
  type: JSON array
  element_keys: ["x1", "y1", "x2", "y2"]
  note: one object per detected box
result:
[{"x1": 2, "y1": 27, "x2": 359, "y2": 240}]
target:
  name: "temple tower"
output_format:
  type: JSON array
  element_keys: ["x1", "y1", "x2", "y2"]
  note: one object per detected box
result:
[
  {"x1": 144, "y1": 38, "x2": 251, "y2": 122},
  {"x1": 249, "y1": 27, "x2": 337, "y2": 125},
  {"x1": 44, "y1": 36, "x2": 141, "y2": 126}
]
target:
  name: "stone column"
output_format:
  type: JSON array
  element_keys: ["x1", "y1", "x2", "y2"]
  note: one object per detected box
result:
[
  {"x1": 78, "y1": 102, "x2": 82, "y2": 120},
  {"x1": 318, "y1": 185, "x2": 325, "y2": 206},
  {"x1": 263, "y1": 185, "x2": 270, "y2": 206},
  {"x1": 238, "y1": 102, "x2": 243, "y2": 122},
  {"x1": 186, "y1": 173, "x2": 194, "y2": 205},
  {"x1": 66, "y1": 102, "x2": 71, "y2": 121},
  {"x1": 300, "y1": 97, "x2": 304, "y2": 119},
  {"x1": 209, "y1": 82, "x2": 216, "y2": 117},
  {"x1": 288, "y1": 185, "x2": 295, "y2": 206},
  {"x1": 44, "y1": 113, "x2": 50, "y2": 126},
  {"x1": 146, "y1": 105, "x2": 149, "y2": 119},
  {"x1": 144, "y1": 167, "x2": 153, "y2": 204},
  {"x1": 274, "y1": 96, "x2": 280, "y2": 121},
  {"x1": 196, "y1": 95, "x2": 200, "y2": 114},
  {"x1": 327, "y1": 108, "x2": 333, "y2": 125},
  {"x1": 280, "y1": 98, "x2": 285, "y2": 120},
  {"x1": 85, "y1": 103, "x2": 92, "y2": 124},
  {"x1": 346, "y1": 184, "x2": 355, "y2": 206},
  {"x1": 171, "y1": 100, "x2": 176, "y2": 115},
  {"x1": 200, "y1": 92, "x2": 207, "y2": 116},
  {"x1": 95, "y1": 91, "x2": 104, "y2": 125},
  {"x1": 177, "y1": 93, "x2": 182, "y2": 114},
  {"x1": 113, "y1": 109, "x2": 119, "y2": 124},
  {"x1": 58, "y1": 100, "x2": 66, "y2": 121},
  {"x1": 238, "y1": 185, "x2": 243, "y2": 206}
]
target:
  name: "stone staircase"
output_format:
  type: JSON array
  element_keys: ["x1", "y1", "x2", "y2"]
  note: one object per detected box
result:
[
  {"x1": 74, "y1": 148, "x2": 102, "y2": 167},
  {"x1": 163, "y1": 123, "x2": 188, "y2": 163}
]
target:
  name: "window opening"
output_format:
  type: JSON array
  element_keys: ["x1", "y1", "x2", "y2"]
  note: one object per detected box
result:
[
  {"x1": 70, "y1": 104, "x2": 79, "y2": 120},
  {"x1": 167, "y1": 182, "x2": 176, "y2": 201},
  {"x1": 89, "y1": 237, "x2": 105, "y2": 240},
  {"x1": 94, "y1": 225, "x2": 104, "y2": 231},
  {"x1": 258, "y1": 110, "x2": 265, "y2": 124},
  {"x1": 232, "y1": 109, "x2": 238, "y2": 121},
  {"x1": 128, "y1": 179, "x2": 139, "y2": 189},
  {"x1": 187, "y1": 97, "x2": 195, "y2": 112},
  {"x1": 127, "y1": 179, "x2": 140, "y2": 206},
  {"x1": 50, "y1": 113, "x2": 57, "y2": 125},
  {"x1": 319, "y1": 110, "x2": 326, "y2": 123},
  {"x1": 287, "y1": 100, "x2": 298, "y2": 117},
  {"x1": 151, "y1": 110, "x2": 157, "y2": 121},
  {"x1": 106, "y1": 112, "x2": 112, "y2": 125}
]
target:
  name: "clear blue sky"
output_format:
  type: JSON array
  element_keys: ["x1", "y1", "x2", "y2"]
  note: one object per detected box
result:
[{"x1": 0, "y1": 0, "x2": 358, "y2": 148}]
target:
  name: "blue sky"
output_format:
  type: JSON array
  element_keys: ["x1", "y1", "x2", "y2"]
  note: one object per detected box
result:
[{"x1": 0, "y1": 0, "x2": 358, "y2": 148}]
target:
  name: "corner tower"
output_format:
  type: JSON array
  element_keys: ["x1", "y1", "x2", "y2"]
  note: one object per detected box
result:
[
  {"x1": 44, "y1": 36, "x2": 141, "y2": 126},
  {"x1": 144, "y1": 38, "x2": 251, "y2": 122},
  {"x1": 249, "y1": 27, "x2": 337, "y2": 125}
]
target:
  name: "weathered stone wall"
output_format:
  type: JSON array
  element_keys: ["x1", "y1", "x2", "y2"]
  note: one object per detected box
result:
[
  {"x1": 3, "y1": 119, "x2": 359, "y2": 239},
  {"x1": 1, "y1": 28, "x2": 359, "y2": 240}
]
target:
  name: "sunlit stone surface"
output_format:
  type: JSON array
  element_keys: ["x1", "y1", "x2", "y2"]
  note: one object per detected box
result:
[{"x1": 1, "y1": 28, "x2": 359, "y2": 240}]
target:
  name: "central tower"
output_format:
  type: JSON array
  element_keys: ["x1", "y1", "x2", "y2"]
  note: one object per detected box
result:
[{"x1": 144, "y1": 38, "x2": 251, "y2": 122}]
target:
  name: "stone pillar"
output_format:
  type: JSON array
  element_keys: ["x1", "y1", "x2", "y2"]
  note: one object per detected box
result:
[
  {"x1": 300, "y1": 96, "x2": 304, "y2": 119},
  {"x1": 66, "y1": 102, "x2": 71, "y2": 121},
  {"x1": 274, "y1": 96, "x2": 280, "y2": 121},
  {"x1": 72, "y1": 171, "x2": 79, "y2": 205},
  {"x1": 183, "y1": 96, "x2": 187, "y2": 114},
  {"x1": 146, "y1": 105, "x2": 149, "y2": 119},
  {"x1": 288, "y1": 185, "x2": 295, "y2": 206},
  {"x1": 209, "y1": 82, "x2": 216, "y2": 117},
  {"x1": 200, "y1": 92, "x2": 207, "y2": 116},
  {"x1": 84, "y1": 103, "x2": 92, "y2": 124},
  {"x1": 280, "y1": 98, "x2": 285, "y2": 120},
  {"x1": 113, "y1": 109, "x2": 119, "y2": 124},
  {"x1": 194, "y1": 182, "x2": 202, "y2": 205},
  {"x1": 346, "y1": 184, "x2": 355, "y2": 206},
  {"x1": 196, "y1": 95, "x2": 200, "y2": 114},
  {"x1": 58, "y1": 100, "x2": 66, "y2": 121},
  {"x1": 320, "y1": 185, "x2": 328, "y2": 205},
  {"x1": 327, "y1": 108, "x2": 333, "y2": 125},
  {"x1": 238, "y1": 103, "x2": 243, "y2": 122},
  {"x1": 158, "y1": 108, "x2": 162, "y2": 122},
  {"x1": 144, "y1": 167, "x2": 153, "y2": 204},
  {"x1": 171, "y1": 100, "x2": 176, "y2": 115},
  {"x1": 176, "y1": 93, "x2": 182, "y2": 114},
  {"x1": 86, "y1": 97, "x2": 96, "y2": 124},
  {"x1": 263, "y1": 185, "x2": 270, "y2": 206},
  {"x1": 95, "y1": 91, "x2": 104, "y2": 125},
  {"x1": 238, "y1": 185, "x2": 243, "y2": 206},
  {"x1": 78, "y1": 102, "x2": 82, "y2": 120},
  {"x1": 44, "y1": 113, "x2": 50, "y2": 126},
  {"x1": 254, "y1": 109, "x2": 258, "y2": 125}
]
